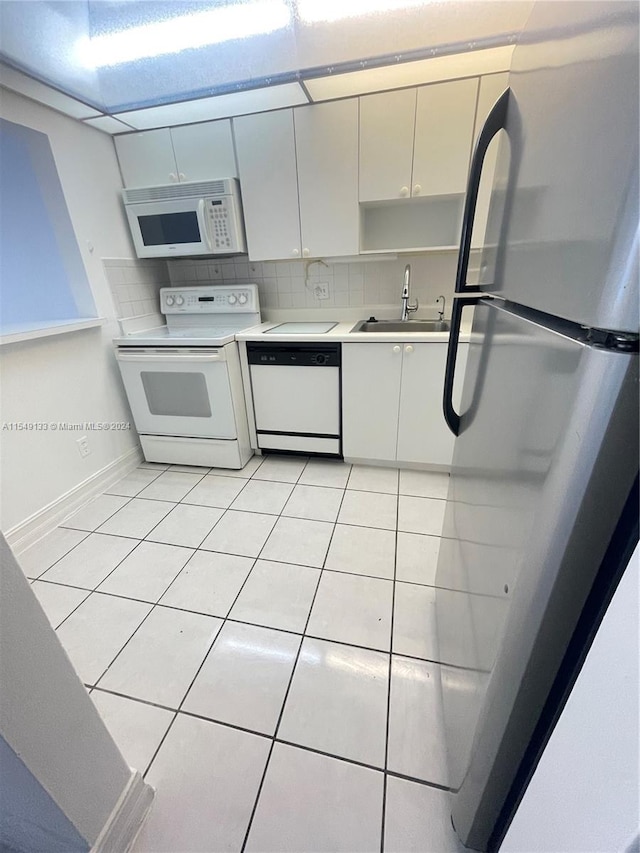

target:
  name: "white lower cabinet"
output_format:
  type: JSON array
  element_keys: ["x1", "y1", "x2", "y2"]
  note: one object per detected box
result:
[{"x1": 342, "y1": 342, "x2": 468, "y2": 468}]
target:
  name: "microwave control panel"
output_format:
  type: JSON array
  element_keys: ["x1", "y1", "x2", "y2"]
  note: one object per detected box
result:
[{"x1": 160, "y1": 285, "x2": 259, "y2": 314}]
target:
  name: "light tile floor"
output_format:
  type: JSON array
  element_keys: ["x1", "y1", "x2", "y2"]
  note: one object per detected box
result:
[{"x1": 23, "y1": 457, "x2": 465, "y2": 853}]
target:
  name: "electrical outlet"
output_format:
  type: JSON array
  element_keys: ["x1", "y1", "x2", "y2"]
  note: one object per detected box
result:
[
  {"x1": 315, "y1": 282, "x2": 330, "y2": 300},
  {"x1": 76, "y1": 436, "x2": 91, "y2": 458}
]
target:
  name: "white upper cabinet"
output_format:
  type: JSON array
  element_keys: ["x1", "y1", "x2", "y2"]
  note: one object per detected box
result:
[
  {"x1": 359, "y1": 78, "x2": 479, "y2": 203},
  {"x1": 170, "y1": 121, "x2": 237, "y2": 182},
  {"x1": 115, "y1": 128, "x2": 176, "y2": 187},
  {"x1": 294, "y1": 99, "x2": 360, "y2": 259},
  {"x1": 115, "y1": 119, "x2": 236, "y2": 187},
  {"x1": 235, "y1": 101, "x2": 359, "y2": 261},
  {"x1": 413, "y1": 77, "x2": 479, "y2": 197},
  {"x1": 471, "y1": 72, "x2": 510, "y2": 251},
  {"x1": 233, "y1": 110, "x2": 302, "y2": 262},
  {"x1": 359, "y1": 88, "x2": 417, "y2": 202}
]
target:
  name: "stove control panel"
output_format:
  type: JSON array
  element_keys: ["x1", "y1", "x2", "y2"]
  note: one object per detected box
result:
[{"x1": 160, "y1": 284, "x2": 259, "y2": 314}]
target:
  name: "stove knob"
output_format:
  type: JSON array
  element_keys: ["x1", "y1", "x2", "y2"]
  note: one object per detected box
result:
[
  {"x1": 228, "y1": 294, "x2": 237, "y2": 305},
  {"x1": 175, "y1": 295, "x2": 184, "y2": 306},
  {"x1": 238, "y1": 293, "x2": 248, "y2": 305},
  {"x1": 165, "y1": 295, "x2": 174, "y2": 306}
]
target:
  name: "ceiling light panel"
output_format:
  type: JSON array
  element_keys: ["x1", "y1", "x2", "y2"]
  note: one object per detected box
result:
[
  {"x1": 115, "y1": 82, "x2": 308, "y2": 130},
  {"x1": 79, "y1": 1, "x2": 292, "y2": 69}
]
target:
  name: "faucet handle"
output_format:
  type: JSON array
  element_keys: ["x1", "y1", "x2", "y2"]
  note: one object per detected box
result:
[{"x1": 407, "y1": 298, "x2": 419, "y2": 314}]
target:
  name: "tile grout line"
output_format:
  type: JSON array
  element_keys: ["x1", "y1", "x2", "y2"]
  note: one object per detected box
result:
[
  {"x1": 49, "y1": 535, "x2": 155, "y2": 633},
  {"x1": 381, "y1": 466, "x2": 400, "y2": 853},
  {"x1": 238, "y1": 455, "x2": 334, "y2": 852},
  {"x1": 137, "y1": 521, "x2": 270, "y2": 781},
  {"x1": 35, "y1": 539, "x2": 455, "y2": 591},
  {"x1": 135, "y1": 457, "x2": 309, "y2": 781},
  {"x1": 38, "y1": 583, "x2": 484, "y2": 671},
  {"x1": 88, "y1": 682, "x2": 453, "y2": 794},
  {"x1": 102, "y1": 464, "x2": 166, "y2": 499}
]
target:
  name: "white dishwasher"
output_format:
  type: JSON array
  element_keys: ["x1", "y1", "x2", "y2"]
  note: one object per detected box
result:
[{"x1": 247, "y1": 342, "x2": 341, "y2": 456}]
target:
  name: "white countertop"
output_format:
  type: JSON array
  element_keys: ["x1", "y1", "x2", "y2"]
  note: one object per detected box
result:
[{"x1": 237, "y1": 316, "x2": 473, "y2": 344}]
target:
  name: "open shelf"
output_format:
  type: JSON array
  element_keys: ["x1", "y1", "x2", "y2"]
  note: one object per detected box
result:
[{"x1": 360, "y1": 194, "x2": 464, "y2": 253}]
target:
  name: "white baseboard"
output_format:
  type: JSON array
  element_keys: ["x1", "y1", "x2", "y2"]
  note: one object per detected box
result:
[
  {"x1": 344, "y1": 456, "x2": 451, "y2": 473},
  {"x1": 5, "y1": 446, "x2": 143, "y2": 554},
  {"x1": 92, "y1": 771, "x2": 154, "y2": 853}
]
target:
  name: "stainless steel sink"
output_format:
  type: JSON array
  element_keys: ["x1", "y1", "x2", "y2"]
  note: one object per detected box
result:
[{"x1": 351, "y1": 319, "x2": 450, "y2": 333}]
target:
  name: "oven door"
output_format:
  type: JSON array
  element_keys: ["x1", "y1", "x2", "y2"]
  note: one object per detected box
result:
[
  {"x1": 125, "y1": 198, "x2": 211, "y2": 258},
  {"x1": 115, "y1": 347, "x2": 237, "y2": 439}
]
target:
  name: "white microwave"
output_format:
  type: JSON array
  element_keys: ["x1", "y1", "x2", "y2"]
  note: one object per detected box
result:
[{"x1": 122, "y1": 178, "x2": 247, "y2": 259}]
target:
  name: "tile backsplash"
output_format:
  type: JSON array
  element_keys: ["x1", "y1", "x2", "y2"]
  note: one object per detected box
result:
[
  {"x1": 103, "y1": 258, "x2": 171, "y2": 319},
  {"x1": 167, "y1": 254, "x2": 458, "y2": 317},
  {"x1": 103, "y1": 253, "x2": 459, "y2": 321}
]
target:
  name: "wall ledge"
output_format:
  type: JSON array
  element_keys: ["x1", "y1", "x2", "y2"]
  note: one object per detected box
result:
[{"x1": 0, "y1": 318, "x2": 105, "y2": 346}]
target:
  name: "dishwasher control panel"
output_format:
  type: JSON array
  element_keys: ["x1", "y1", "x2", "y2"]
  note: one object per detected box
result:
[{"x1": 246, "y1": 343, "x2": 341, "y2": 367}]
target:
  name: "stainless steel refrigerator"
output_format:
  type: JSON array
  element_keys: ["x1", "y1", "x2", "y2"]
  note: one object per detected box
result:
[{"x1": 436, "y1": 3, "x2": 639, "y2": 850}]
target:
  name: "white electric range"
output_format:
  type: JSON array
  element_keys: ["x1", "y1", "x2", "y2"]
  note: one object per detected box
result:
[{"x1": 113, "y1": 284, "x2": 261, "y2": 468}]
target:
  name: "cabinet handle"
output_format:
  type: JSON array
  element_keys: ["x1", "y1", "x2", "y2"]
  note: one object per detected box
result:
[
  {"x1": 392, "y1": 345, "x2": 401, "y2": 354},
  {"x1": 292, "y1": 248, "x2": 300, "y2": 257},
  {"x1": 413, "y1": 184, "x2": 421, "y2": 195},
  {"x1": 169, "y1": 172, "x2": 178, "y2": 182},
  {"x1": 400, "y1": 186, "x2": 409, "y2": 197},
  {"x1": 178, "y1": 172, "x2": 186, "y2": 181},
  {"x1": 302, "y1": 248, "x2": 310, "y2": 258},
  {"x1": 405, "y1": 345, "x2": 414, "y2": 353}
]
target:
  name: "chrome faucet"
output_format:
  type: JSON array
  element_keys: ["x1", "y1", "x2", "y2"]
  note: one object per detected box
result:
[
  {"x1": 400, "y1": 264, "x2": 419, "y2": 320},
  {"x1": 436, "y1": 294, "x2": 446, "y2": 322}
]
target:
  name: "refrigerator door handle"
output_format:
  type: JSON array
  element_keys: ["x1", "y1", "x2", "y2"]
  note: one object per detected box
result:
[
  {"x1": 455, "y1": 88, "x2": 511, "y2": 295},
  {"x1": 443, "y1": 296, "x2": 482, "y2": 436}
]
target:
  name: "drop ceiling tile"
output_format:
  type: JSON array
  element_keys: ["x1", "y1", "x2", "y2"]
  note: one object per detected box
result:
[
  {"x1": 83, "y1": 115, "x2": 136, "y2": 134},
  {"x1": 115, "y1": 82, "x2": 308, "y2": 130},
  {"x1": 304, "y1": 45, "x2": 515, "y2": 101}
]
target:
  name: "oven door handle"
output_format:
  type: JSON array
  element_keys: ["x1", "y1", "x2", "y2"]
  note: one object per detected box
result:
[{"x1": 116, "y1": 351, "x2": 225, "y2": 364}]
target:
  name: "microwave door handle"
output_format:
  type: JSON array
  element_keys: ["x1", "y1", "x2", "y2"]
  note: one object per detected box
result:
[{"x1": 197, "y1": 200, "x2": 213, "y2": 251}]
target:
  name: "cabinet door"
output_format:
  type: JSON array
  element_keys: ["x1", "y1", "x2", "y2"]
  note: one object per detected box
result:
[
  {"x1": 412, "y1": 78, "x2": 479, "y2": 197},
  {"x1": 233, "y1": 110, "x2": 302, "y2": 262},
  {"x1": 359, "y1": 89, "x2": 417, "y2": 202},
  {"x1": 115, "y1": 129, "x2": 177, "y2": 187},
  {"x1": 170, "y1": 120, "x2": 237, "y2": 182},
  {"x1": 397, "y1": 343, "x2": 469, "y2": 467},
  {"x1": 342, "y1": 343, "x2": 403, "y2": 461},
  {"x1": 295, "y1": 100, "x2": 359, "y2": 258},
  {"x1": 470, "y1": 72, "x2": 510, "y2": 252}
]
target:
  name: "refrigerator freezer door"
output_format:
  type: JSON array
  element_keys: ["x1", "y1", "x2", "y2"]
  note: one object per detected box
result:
[
  {"x1": 436, "y1": 300, "x2": 638, "y2": 849},
  {"x1": 481, "y1": 2, "x2": 638, "y2": 333}
]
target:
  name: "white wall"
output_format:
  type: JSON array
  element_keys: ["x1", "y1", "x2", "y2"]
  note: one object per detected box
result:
[
  {"x1": 501, "y1": 543, "x2": 640, "y2": 853},
  {"x1": 0, "y1": 90, "x2": 140, "y2": 535}
]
